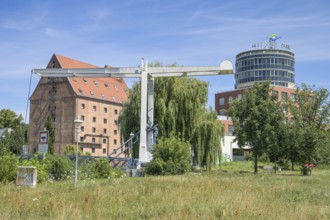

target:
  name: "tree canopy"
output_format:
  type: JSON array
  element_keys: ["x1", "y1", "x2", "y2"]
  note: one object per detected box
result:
[
  {"x1": 0, "y1": 109, "x2": 23, "y2": 129},
  {"x1": 0, "y1": 109, "x2": 27, "y2": 155},
  {"x1": 229, "y1": 82, "x2": 284, "y2": 174},
  {"x1": 284, "y1": 84, "x2": 330, "y2": 167},
  {"x1": 119, "y1": 62, "x2": 224, "y2": 169},
  {"x1": 44, "y1": 115, "x2": 55, "y2": 154}
]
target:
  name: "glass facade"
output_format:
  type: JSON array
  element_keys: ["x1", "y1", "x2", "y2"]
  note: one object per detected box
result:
[{"x1": 235, "y1": 49, "x2": 295, "y2": 89}]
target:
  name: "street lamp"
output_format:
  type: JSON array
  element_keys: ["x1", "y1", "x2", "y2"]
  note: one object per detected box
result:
[{"x1": 73, "y1": 118, "x2": 83, "y2": 185}]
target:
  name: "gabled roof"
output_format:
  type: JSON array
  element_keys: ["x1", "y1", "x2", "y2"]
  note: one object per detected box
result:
[{"x1": 51, "y1": 54, "x2": 128, "y2": 104}]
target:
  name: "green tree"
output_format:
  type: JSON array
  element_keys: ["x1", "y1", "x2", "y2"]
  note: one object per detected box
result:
[
  {"x1": 118, "y1": 82, "x2": 141, "y2": 157},
  {"x1": 0, "y1": 109, "x2": 23, "y2": 129},
  {"x1": 7, "y1": 124, "x2": 28, "y2": 154},
  {"x1": 191, "y1": 110, "x2": 224, "y2": 170},
  {"x1": 44, "y1": 116, "x2": 55, "y2": 154},
  {"x1": 286, "y1": 84, "x2": 330, "y2": 167},
  {"x1": 0, "y1": 109, "x2": 28, "y2": 154},
  {"x1": 229, "y1": 82, "x2": 284, "y2": 174}
]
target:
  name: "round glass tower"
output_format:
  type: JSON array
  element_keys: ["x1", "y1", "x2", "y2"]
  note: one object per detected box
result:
[{"x1": 235, "y1": 43, "x2": 295, "y2": 89}]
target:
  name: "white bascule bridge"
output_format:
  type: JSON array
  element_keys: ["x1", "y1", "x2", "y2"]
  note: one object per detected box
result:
[{"x1": 32, "y1": 59, "x2": 233, "y2": 167}]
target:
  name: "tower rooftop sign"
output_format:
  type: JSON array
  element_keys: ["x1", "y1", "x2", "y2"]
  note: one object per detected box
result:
[{"x1": 251, "y1": 34, "x2": 290, "y2": 51}]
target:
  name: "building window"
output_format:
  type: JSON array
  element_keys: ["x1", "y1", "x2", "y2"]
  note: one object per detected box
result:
[
  {"x1": 103, "y1": 139, "x2": 107, "y2": 144},
  {"x1": 281, "y1": 92, "x2": 288, "y2": 100},
  {"x1": 219, "y1": 97, "x2": 225, "y2": 105},
  {"x1": 114, "y1": 120, "x2": 118, "y2": 125},
  {"x1": 103, "y1": 148, "x2": 106, "y2": 154},
  {"x1": 228, "y1": 96, "x2": 233, "y2": 104},
  {"x1": 92, "y1": 148, "x2": 95, "y2": 153},
  {"x1": 93, "y1": 117, "x2": 96, "y2": 123},
  {"x1": 90, "y1": 91, "x2": 95, "y2": 96},
  {"x1": 228, "y1": 125, "x2": 235, "y2": 135},
  {"x1": 103, "y1": 128, "x2": 107, "y2": 134},
  {"x1": 272, "y1": 90, "x2": 278, "y2": 100},
  {"x1": 81, "y1": 115, "x2": 85, "y2": 121},
  {"x1": 114, "y1": 139, "x2": 117, "y2": 145},
  {"x1": 92, "y1": 127, "x2": 96, "y2": 133},
  {"x1": 114, "y1": 109, "x2": 118, "y2": 115},
  {"x1": 80, "y1": 137, "x2": 84, "y2": 142},
  {"x1": 81, "y1": 103, "x2": 85, "y2": 109},
  {"x1": 92, "y1": 138, "x2": 96, "y2": 143},
  {"x1": 237, "y1": 94, "x2": 242, "y2": 100},
  {"x1": 104, "y1": 107, "x2": 107, "y2": 113},
  {"x1": 81, "y1": 126, "x2": 84, "y2": 132},
  {"x1": 290, "y1": 93, "x2": 296, "y2": 101},
  {"x1": 114, "y1": 130, "x2": 118, "y2": 135},
  {"x1": 104, "y1": 118, "x2": 107, "y2": 124},
  {"x1": 93, "y1": 106, "x2": 96, "y2": 111}
]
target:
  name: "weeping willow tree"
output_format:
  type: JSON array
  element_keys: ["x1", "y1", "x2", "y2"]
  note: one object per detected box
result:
[
  {"x1": 191, "y1": 110, "x2": 224, "y2": 170},
  {"x1": 119, "y1": 62, "x2": 224, "y2": 168},
  {"x1": 118, "y1": 84, "x2": 141, "y2": 157}
]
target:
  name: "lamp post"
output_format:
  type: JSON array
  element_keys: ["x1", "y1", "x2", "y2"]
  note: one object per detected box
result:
[{"x1": 74, "y1": 118, "x2": 83, "y2": 185}]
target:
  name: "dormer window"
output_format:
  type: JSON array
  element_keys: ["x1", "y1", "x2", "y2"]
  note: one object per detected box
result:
[
  {"x1": 112, "y1": 96, "x2": 116, "y2": 101},
  {"x1": 114, "y1": 85, "x2": 118, "y2": 91},
  {"x1": 101, "y1": 93, "x2": 106, "y2": 99},
  {"x1": 83, "y1": 78, "x2": 88, "y2": 84},
  {"x1": 94, "y1": 81, "x2": 99, "y2": 87},
  {"x1": 90, "y1": 91, "x2": 95, "y2": 96},
  {"x1": 78, "y1": 89, "x2": 83, "y2": 95},
  {"x1": 105, "y1": 83, "x2": 109, "y2": 88}
]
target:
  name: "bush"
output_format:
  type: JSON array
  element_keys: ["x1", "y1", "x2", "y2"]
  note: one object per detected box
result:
[
  {"x1": 20, "y1": 155, "x2": 49, "y2": 183},
  {"x1": 0, "y1": 149, "x2": 18, "y2": 183},
  {"x1": 81, "y1": 158, "x2": 124, "y2": 179},
  {"x1": 45, "y1": 155, "x2": 73, "y2": 181},
  {"x1": 146, "y1": 136, "x2": 191, "y2": 175}
]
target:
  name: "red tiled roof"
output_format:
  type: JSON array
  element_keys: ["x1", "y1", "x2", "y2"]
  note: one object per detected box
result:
[{"x1": 54, "y1": 54, "x2": 128, "y2": 104}]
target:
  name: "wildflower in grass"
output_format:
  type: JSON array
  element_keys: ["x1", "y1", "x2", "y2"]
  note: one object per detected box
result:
[{"x1": 301, "y1": 163, "x2": 315, "y2": 176}]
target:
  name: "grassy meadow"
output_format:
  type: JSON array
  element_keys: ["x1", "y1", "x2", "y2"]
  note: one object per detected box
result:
[{"x1": 1, "y1": 163, "x2": 330, "y2": 220}]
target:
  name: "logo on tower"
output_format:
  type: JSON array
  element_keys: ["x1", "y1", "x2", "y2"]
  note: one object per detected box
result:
[{"x1": 268, "y1": 34, "x2": 281, "y2": 42}]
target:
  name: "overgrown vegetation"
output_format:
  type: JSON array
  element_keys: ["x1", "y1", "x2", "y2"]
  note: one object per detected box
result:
[
  {"x1": 0, "y1": 149, "x2": 18, "y2": 183},
  {"x1": 1, "y1": 168, "x2": 329, "y2": 219},
  {"x1": 0, "y1": 152, "x2": 124, "y2": 183},
  {"x1": 146, "y1": 136, "x2": 191, "y2": 175}
]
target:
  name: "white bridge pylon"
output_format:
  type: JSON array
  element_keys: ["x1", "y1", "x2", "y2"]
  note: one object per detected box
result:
[{"x1": 32, "y1": 59, "x2": 233, "y2": 165}]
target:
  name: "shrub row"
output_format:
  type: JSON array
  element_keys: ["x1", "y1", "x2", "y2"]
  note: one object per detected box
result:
[{"x1": 0, "y1": 150, "x2": 124, "y2": 183}]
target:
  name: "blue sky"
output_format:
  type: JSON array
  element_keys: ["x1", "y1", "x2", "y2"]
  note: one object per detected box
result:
[{"x1": 1, "y1": 0, "x2": 330, "y2": 122}]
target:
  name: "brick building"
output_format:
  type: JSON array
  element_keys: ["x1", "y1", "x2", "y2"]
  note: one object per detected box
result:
[{"x1": 28, "y1": 54, "x2": 128, "y2": 156}]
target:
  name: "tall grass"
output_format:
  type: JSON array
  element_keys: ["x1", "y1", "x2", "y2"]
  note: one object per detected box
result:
[{"x1": 0, "y1": 169, "x2": 329, "y2": 219}]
